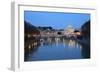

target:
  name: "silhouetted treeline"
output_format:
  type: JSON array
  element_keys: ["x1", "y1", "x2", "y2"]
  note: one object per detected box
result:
[
  {"x1": 24, "y1": 21, "x2": 40, "y2": 35},
  {"x1": 81, "y1": 20, "x2": 90, "y2": 38},
  {"x1": 38, "y1": 26, "x2": 53, "y2": 31}
]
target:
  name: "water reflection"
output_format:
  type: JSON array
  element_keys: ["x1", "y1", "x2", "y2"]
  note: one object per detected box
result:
[{"x1": 24, "y1": 37, "x2": 90, "y2": 61}]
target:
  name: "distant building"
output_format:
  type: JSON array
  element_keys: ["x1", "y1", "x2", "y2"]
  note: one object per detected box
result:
[{"x1": 64, "y1": 25, "x2": 74, "y2": 35}]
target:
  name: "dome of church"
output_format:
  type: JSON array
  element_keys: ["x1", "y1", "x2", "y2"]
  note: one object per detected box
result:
[{"x1": 66, "y1": 25, "x2": 74, "y2": 33}]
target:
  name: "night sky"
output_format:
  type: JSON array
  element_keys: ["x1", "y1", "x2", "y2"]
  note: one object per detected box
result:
[{"x1": 24, "y1": 11, "x2": 90, "y2": 29}]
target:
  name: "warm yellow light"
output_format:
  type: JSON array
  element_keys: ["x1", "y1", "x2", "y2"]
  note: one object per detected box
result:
[
  {"x1": 28, "y1": 34, "x2": 31, "y2": 38},
  {"x1": 76, "y1": 32, "x2": 81, "y2": 35}
]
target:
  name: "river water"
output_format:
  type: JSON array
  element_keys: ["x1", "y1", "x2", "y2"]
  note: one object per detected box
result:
[{"x1": 24, "y1": 37, "x2": 90, "y2": 61}]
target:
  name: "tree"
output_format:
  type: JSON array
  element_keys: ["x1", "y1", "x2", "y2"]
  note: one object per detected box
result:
[
  {"x1": 24, "y1": 21, "x2": 40, "y2": 35},
  {"x1": 81, "y1": 20, "x2": 90, "y2": 38}
]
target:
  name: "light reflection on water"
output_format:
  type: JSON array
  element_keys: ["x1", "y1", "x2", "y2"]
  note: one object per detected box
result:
[{"x1": 24, "y1": 37, "x2": 90, "y2": 61}]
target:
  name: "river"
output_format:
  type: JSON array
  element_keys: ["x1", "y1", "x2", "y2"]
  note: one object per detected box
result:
[{"x1": 24, "y1": 37, "x2": 90, "y2": 61}]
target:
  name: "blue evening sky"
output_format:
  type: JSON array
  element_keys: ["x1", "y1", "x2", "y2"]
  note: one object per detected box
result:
[{"x1": 24, "y1": 11, "x2": 90, "y2": 29}]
